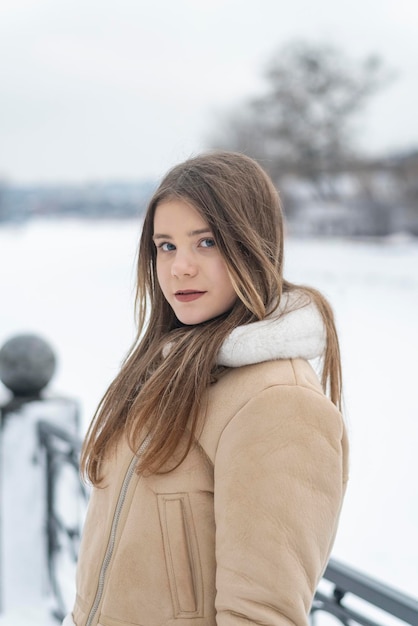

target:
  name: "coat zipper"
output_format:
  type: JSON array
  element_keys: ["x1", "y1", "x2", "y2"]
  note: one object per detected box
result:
[{"x1": 85, "y1": 436, "x2": 150, "y2": 626}]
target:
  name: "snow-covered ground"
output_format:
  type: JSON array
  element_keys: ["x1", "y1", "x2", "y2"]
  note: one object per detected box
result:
[{"x1": 0, "y1": 218, "x2": 417, "y2": 623}]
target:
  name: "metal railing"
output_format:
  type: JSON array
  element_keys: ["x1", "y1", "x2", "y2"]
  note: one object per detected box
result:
[
  {"x1": 37, "y1": 421, "x2": 418, "y2": 626},
  {"x1": 312, "y1": 557, "x2": 418, "y2": 626},
  {"x1": 37, "y1": 420, "x2": 89, "y2": 622}
]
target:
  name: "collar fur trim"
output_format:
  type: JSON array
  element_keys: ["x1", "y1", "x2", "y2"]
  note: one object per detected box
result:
[{"x1": 217, "y1": 291, "x2": 326, "y2": 368}]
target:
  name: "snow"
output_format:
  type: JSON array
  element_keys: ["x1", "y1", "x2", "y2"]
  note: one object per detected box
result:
[{"x1": 0, "y1": 218, "x2": 417, "y2": 623}]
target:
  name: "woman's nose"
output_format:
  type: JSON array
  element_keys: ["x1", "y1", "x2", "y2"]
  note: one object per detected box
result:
[{"x1": 171, "y1": 251, "x2": 198, "y2": 277}]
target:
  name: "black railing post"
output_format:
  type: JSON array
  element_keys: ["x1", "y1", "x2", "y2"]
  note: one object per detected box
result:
[
  {"x1": 0, "y1": 333, "x2": 82, "y2": 622},
  {"x1": 37, "y1": 420, "x2": 88, "y2": 622}
]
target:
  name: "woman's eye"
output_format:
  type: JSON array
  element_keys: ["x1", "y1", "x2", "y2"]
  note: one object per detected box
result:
[
  {"x1": 200, "y1": 238, "x2": 216, "y2": 248},
  {"x1": 158, "y1": 242, "x2": 176, "y2": 252}
]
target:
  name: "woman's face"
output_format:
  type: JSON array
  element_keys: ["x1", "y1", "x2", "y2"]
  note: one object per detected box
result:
[{"x1": 153, "y1": 198, "x2": 237, "y2": 325}]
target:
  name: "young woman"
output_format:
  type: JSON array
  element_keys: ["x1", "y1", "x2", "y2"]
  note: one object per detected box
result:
[{"x1": 64, "y1": 151, "x2": 348, "y2": 626}]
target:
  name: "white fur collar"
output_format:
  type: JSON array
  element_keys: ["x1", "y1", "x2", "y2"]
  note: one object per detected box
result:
[{"x1": 217, "y1": 291, "x2": 326, "y2": 368}]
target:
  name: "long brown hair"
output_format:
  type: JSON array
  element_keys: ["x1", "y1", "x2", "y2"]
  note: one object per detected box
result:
[{"x1": 81, "y1": 151, "x2": 342, "y2": 484}]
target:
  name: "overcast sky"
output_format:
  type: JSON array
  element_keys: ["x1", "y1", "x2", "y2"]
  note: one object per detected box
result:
[{"x1": 1, "y1": 0, "x2": 418, "y2": 184}]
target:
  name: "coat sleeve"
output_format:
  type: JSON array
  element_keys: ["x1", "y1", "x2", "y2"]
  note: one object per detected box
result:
[{"x1": 213, "y1": 384, "x2": 348, "y2": 626}]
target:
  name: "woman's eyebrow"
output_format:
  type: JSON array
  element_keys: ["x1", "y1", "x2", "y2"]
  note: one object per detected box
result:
[
  {"x1": 152, "y1": 233, "x2": 171, "y2": 240},
  {"x1": 188, "y1": 228, "x2": 212, "y2": 237},
  {"x1": 153, "y1": 228, "x2": 212, "y2": 240}
]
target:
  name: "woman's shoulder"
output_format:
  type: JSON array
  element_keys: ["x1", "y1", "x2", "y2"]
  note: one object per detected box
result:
[{"x1": 199, "y1": 359, "x2": 342, "y2": 463}]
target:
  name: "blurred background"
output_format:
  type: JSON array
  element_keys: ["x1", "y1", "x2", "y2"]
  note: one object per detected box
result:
[{"x1": 0, "y1": 1, "x2": 418, "y2": 624}]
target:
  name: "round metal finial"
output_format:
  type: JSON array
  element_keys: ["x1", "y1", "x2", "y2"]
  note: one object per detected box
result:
[{"x1": 0, "y1": 333, "x2": 57, "y2": 396}]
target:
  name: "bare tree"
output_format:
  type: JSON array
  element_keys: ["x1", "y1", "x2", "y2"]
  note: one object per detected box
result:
[{"x1": 209, "y1": 41, "x2": 391, "y2": 199}]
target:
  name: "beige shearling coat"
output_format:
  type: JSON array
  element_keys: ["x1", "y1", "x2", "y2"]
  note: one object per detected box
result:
[{"x1": 69, "y1": 302, "x2": 349, "y2": 626}]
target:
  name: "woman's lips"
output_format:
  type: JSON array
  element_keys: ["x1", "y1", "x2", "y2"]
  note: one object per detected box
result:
[{"x1": 174, "y1": 290, "x2": 206, "y2": 302}]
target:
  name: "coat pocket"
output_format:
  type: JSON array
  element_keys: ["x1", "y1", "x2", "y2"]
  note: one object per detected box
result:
[{"x1": 157, "y1": 493, "x2": 203, "y2": 618}]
